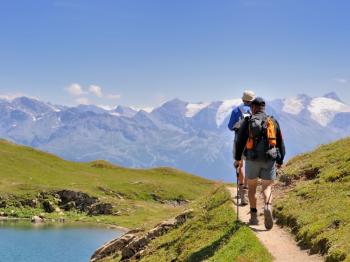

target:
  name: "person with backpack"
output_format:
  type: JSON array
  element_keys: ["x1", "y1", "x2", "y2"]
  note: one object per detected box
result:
[
  {"x1": 234, "y1": 97, "x2": 285, "y2": 230},
  {"x1": 228, "y1": 90, "x2": 256, "y2": 206}
]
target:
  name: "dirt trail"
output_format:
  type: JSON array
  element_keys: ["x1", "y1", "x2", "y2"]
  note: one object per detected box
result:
[{"x1": 227, "y1": 186, "x2": 323, "y2": 262}]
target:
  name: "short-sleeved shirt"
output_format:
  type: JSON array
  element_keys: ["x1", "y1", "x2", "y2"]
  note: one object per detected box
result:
[{"x1": 227, "y1": 105, "x2": 251, "y2": 132}]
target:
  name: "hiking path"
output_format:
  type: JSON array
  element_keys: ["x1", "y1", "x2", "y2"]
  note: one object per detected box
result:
[{"x1": 226, "y1": 186, "x2": 323, "y2": 262}]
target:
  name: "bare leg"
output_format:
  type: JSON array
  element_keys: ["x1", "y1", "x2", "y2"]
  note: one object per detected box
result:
[
  {"x1": 247, "y1": 178, "x2": 258, "y2": 209},
  {"x1": 261, "y1": 179, "x2": 274, "y2": 205}
]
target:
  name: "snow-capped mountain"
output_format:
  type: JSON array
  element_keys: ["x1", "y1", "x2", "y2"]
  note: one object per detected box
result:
[{"x1": 0, "y1": 92, "x2": 349, "y2": 181}]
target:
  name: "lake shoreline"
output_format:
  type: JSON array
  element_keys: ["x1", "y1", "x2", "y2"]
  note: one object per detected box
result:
[{"x1": 0, "y1": 216, "x2": 130, "y2": 232}]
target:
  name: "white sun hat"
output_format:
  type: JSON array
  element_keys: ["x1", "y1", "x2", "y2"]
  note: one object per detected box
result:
[{"x1": 242, "y1": 90, "x2": 256, "y2": 102}]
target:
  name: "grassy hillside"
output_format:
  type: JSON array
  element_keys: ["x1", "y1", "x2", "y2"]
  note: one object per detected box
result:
[
  {"x1": 0, "y1": 139, "x2": 213, "y2": 228},
  {"x1": 274, "y1": 138, "x2": 350, "y2": 261},
  {"x1": 115, "y1": 186, "x2": 272, "y2": 262}
]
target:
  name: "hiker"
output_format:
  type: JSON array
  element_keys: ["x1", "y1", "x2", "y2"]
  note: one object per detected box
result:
[
  {"x1": 234, "y1": 97, "x2": 285, "y2": 230},
  {"x1": 228, "y1": 90, "x2": 255, "y2": 205}
]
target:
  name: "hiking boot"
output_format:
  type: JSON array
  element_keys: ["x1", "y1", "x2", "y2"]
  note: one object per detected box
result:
[
  {"x1": 240, "y1": 186, "x2": 248, "y2": 206},
  {"x1": 264, "y1": 204, "x2": 273, "y2": 230},
  {"x1": 249, "y1": 211, "x2": 259, "y2": 225},
  {"x1": 237, "y1": 184, "x2": 243, "y2": 199}
]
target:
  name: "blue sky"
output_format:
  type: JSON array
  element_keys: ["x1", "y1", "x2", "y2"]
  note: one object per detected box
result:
[{"x1": 0, "y1": 0, "x2": 350, "y2": 108}]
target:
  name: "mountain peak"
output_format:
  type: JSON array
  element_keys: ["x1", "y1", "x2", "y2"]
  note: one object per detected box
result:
[
  {"x1": 11, "y1": 96, "x2": 58, "y2": 115},
  {"x1": 153, "y1": 98, "x2": 188, "y2": 115},
  {"x1": 115, "y1": 105, "x2": 137, "y2": 117},
  {"x1": 164, "y1": 98, "x2": 188, "y2": 106},
  {"x1": 323, "y1": 92, "x2": 343, "y2": 103}
]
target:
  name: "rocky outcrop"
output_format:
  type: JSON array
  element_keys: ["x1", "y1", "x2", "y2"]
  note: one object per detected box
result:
[
  {"x1": 56, "y1": 190, "x2": 97, "y2": 212},
  {"x1": 90, "y1": 209, "x2": 193, "y2": 262},
  {"x1": 91, "y1": 232, "x2": 137, "y2": 262},
  {"x1": 0, "y1": 190, "x2": 114, "y2": 219}
]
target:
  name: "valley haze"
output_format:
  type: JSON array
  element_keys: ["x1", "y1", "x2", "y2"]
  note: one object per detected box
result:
[{"x1": 0, "y1": 91, "x2": 349, "y2": 181}]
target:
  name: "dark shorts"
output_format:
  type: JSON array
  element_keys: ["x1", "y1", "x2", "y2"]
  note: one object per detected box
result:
[{"x1": 245, "y1": 160, "x2": 276, "y2": 180}]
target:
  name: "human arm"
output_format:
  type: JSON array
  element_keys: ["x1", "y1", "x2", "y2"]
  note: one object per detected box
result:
[{"x1": 275, "y1": 120, "x2": 286, "y2": 166}]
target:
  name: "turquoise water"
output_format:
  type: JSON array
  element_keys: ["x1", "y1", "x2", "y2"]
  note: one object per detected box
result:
[{"x1": 0, "y1": 221, "x2": 123, "y2": 262}]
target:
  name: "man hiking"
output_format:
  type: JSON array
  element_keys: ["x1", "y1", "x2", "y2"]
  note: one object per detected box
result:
[
  {"x1": 228, "y1": 90, "x2": 255, "y2": 206},
  {"x1": 234, "y1": 97, "x2": 285, "y2": 230}
]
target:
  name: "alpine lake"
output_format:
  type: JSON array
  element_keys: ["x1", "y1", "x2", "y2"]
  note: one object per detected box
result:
[{"x1": 0, "y1": 219, "x2": 124, "y2": 262}]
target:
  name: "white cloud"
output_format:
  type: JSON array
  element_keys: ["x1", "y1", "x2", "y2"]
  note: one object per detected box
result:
[
  {"x1": 334, "y1": 78, "x2": 348, "y2": 84},
  {"x1": 66, "y1": 83, "x2": 85, "y2": 96},
  {"x1": 106, "y1": 94, "x2": 121, "y2": 100},
  {"x1": 89, "y1": 85, "x2": 103, "y2": 97},
  {"x1": 75, "y1": 97, "x2": 90, "y2": 105}
]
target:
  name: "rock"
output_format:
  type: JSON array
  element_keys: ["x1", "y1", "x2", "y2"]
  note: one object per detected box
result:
[
  {"x1": 90, "y1": 209, "x2": 194, "y2": 261},
  {"x1": 113, "y1": 211, "x2": 122, "y2": 216},
  {"x1": 121, "y1": 236, "x2": 149, "y2": 259},
  {"x1": 56, "y1": 190, "x2": 97, "y2": 212},
  {"x1": 31, "y1": 216, "x2": 44, "y2": 223},
  {"x1": 115, "y1": 193, "x2": 125, "y2": 200},
  {"x1": 0, "y1": 200, "x2": 6, "y2": 208},
  {"x1": 162, "y1": 199, "x2": 189, "y2": 207},
  {"x1": 88, "y1": 203, "x2": 113, "y2": 216},
  {"x1": 175, "y1": 209, "x2": 193, "y2": 223},
  {"x1": 90, "y1": 233, "x2": 136, "y2": 262},
  {"x1": 61, "y1": 201, "x2": 76, "y2": 211},
  {"x1": 126, "y1": 228, "x2": 144, "y2": 234},
  {"x1": 150, "y1": 193, "x2": 189, "y2": 206},
  {"x1": 150, "y1": 193, "x2": 161, "y2": 202},
  {"x1": 31, "y1": 199, "x2": 39, "y2": 208},
  {"x1": 20, "y1": 198, "x2": 38, "y2": 208},
  {"x1": 43, "y1": 200, "x2": 55, "y2": 213}
]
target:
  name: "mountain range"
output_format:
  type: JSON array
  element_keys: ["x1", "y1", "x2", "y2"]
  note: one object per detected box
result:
[{"x1": 0, "y1": 92, "x2": 349, "y2": 181}]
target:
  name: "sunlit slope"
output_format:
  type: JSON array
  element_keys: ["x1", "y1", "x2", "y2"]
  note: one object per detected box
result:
[
  {"x1": 0, "y1": 139, "x2": 213, "y2": 228},
  {"x1": 275, "y1": 138, "x2": 350, "y2": 262}
]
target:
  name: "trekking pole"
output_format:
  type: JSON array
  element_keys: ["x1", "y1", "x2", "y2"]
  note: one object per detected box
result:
[{"x1": 236, "y1": 167, "x2": 240, "y2": 223}]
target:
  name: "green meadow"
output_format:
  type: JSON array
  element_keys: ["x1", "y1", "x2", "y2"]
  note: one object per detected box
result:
[
  {"x1": 275, "y1": 138, "x2": 350, "y2": 261},
  {"x1": 0, "y1": 139, "x2": 212, "y2": 229}
]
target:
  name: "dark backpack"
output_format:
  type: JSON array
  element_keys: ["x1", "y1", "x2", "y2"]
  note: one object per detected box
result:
[{"x1": 245, "y1": 114, "x2": 279, "y2": 161}]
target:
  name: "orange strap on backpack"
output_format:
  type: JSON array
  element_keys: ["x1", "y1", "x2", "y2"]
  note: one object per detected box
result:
[
  {"x1": 267, "y1": 117, "x2": 277, "y2": 147},
  {"x1": 246, "y1": 124, "x2": 254, "y2": 150}
]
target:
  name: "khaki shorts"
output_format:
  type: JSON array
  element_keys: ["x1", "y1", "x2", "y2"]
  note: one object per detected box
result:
[{"x1": 245, "y1": 160, "x2": 276, "y2": 180}]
